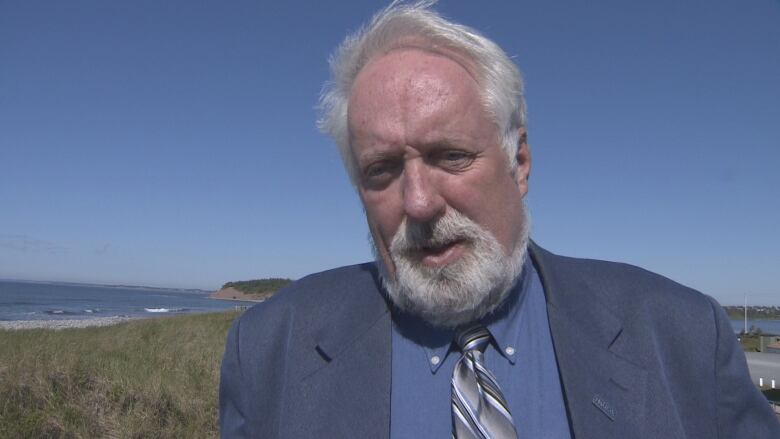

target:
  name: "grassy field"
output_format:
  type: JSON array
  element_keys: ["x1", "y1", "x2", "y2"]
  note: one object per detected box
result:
[
  {"x1": 0, "y1": 311, "x2": 240, "y2": 438},
  {"x1": 738, "y1": 334, "x2": 761, "y2": 352}
]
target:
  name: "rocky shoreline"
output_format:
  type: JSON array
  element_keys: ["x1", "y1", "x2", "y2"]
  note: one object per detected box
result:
[{"x1": 0, "y1": 316, "x2": 141, "y2": 331}]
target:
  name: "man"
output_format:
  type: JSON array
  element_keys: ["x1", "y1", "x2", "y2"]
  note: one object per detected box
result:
[{"x1": 220, "y1": 2, "x2": 780, "y2": 438}]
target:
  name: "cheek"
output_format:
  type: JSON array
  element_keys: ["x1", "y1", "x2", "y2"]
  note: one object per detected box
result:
[
  {"x1": 361, "y1": 190, "x2": 403, "y2": 245},
  {"x1": 361, "y1": 190, "x2": 404, "y2": 278},
  {"x1": 444, "y1": 173, "x2": 522, "y2": 245},
  {"x1": 487, "y1": 186, "x2": 525, "y2": 249},
  {"x1": 439, "y1": 174, "x2": 497, "y2": 215}
]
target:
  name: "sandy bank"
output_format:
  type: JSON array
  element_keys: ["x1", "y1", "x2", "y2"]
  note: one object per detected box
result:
[
  {"x1": 0, "y1": 316, "x2": 140, "y2": 331},
  {"x1": 209, "y1": 287, "x2": 266, "y2": 302}
]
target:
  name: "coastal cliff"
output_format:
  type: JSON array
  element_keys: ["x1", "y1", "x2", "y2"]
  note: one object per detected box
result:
[
  {"x1": 209, "y1": 287, "x2": 267, "y2": 302},
  {"x1": 209, "y1": 278, "x2": 293, "y2": 302}
]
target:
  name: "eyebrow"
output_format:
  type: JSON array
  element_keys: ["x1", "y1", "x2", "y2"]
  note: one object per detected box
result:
[{"x1": 357, "y1": 150, "x2": 401, "y2": 167}]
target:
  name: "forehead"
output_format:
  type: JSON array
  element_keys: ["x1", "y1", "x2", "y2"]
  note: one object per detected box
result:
[
  {"x1": 356, "y1": 46, "x2": 479, "y2": 88},
  {"x1": 350, "y1": 49, "x2": 480, "y2": 107},
  {"x1": 347, "y1": 49, "x2": 488, "y2": 144}
]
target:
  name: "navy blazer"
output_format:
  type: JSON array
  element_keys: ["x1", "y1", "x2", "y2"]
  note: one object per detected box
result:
[{"x1": 220, "y1": 243, "x2": 780, "y2": 438}]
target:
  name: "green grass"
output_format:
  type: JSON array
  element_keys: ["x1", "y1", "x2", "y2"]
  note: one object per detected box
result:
[
  {"x1": 0, "y1": 311, "x2": 240, "y2": 438},
  {"x1": 738, "y1": 334, "x2": 761, "y2": 352}
]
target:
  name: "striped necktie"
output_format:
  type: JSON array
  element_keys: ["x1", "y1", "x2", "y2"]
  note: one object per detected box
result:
[{"x1": 451, "y1": 324, "x2": 518, "y2": 439}]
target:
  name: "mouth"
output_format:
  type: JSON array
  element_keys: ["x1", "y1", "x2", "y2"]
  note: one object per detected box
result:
[{"x1": 409, "y1": 239, "x2": 467, "y2": 268}]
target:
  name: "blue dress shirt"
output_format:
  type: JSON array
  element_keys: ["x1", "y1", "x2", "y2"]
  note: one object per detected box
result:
[{"x1": 390, "y1": 257, "x2": 572, "y2": 438}]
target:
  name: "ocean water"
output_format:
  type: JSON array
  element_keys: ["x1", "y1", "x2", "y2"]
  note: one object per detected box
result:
[
  {"x1": 0, "y1": 280, "x2": 254, "y2": 321},
  {"x1": 730, "y1": 319, "x2": 780, "y2": 335},
  {"x1": 5, "y1": 279, "x2": 774, "y2": 333}
]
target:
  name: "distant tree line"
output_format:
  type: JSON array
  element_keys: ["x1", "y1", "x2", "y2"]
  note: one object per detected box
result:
[
  {"x1": 723, "y1": 305, "x2": 780, "y2": 320},
  {"x1": 221, "y1": 278, "x2": 293, "y2": 296}
]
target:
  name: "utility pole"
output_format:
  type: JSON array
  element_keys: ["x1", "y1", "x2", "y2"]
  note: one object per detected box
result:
[{"x1": 744, "y1": 293, "x2": 748, "y2": 334}]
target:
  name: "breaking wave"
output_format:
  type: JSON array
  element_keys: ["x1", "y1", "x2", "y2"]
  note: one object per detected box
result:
[{"x1": 143, "y1": 307, "x2": 187, "y2": 313}]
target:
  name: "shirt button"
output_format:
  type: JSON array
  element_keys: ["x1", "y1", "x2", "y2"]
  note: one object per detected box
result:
[
  {"x1": 430, "y1": 355, "x2": 441, "y2": 365},
  {"x1": 505, "y1": 347, "x2": 515, "y2": 356}
]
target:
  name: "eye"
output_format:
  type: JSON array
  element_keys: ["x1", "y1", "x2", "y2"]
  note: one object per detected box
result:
[
  {"x1": 361, "y1": 158, "x2": 402, "y2": 187},
  {"x1": 442, "y1": 151, "x2": 468, "y2": 161},
  {"x1": 364, "y1": 160, "x2": 393, "y2": 177},
  {"x1": 435, "y1": 150, "x2": 475, "y2": 171}
]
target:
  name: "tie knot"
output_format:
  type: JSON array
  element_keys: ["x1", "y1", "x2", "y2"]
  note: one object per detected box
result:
[{"x1": 455, "y1": 323, "x2": 491, "y2": 353}]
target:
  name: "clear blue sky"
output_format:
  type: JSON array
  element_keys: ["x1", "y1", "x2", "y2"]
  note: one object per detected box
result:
[{"x1": 1, "y1": 0, "x2": 778, "y2": 306}]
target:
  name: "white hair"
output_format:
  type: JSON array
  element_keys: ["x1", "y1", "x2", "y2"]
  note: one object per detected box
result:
[{"x1": 317, "y1": 0, "x2": 527, "y2": 186}]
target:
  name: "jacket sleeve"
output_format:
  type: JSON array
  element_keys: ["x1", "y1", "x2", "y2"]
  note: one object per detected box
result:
[
  {"x1": 709, "y1": 297, "x2": 780, "y2": 438},
  {"x1": 219, "y1": 318, "x2": 248, "y2": 438}
]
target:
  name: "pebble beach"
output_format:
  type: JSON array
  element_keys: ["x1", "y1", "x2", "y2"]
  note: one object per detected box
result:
[{"x1": 0, "y1": 316, "x2": 140, "y2": 331}]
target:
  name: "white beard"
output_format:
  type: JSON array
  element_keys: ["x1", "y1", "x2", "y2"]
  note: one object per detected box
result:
[{"x1": 372, "y1": 204, "x2": 529, "y2": 328}]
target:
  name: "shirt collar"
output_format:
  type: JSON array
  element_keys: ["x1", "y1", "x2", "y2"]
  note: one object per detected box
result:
[{"x1": 392, "y1": 308, "x2": 455, "y2": 373}]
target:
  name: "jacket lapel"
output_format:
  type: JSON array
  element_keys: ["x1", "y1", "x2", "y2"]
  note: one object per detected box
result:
[
  {"x1": 280, "y1": 264, "x2": 392, "y2": 439},
  {"x1": 530, "y1": 243, "x2": 650, "y2": 439}
]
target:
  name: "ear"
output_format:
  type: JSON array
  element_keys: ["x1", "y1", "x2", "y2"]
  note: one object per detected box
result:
[{"x1": 514, "y1": 127, "x2": 531, "y2": 196}]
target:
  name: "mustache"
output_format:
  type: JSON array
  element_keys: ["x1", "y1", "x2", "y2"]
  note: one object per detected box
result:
[{"x1": 390, "y1": 210, "x2": 480, "y2": 254}]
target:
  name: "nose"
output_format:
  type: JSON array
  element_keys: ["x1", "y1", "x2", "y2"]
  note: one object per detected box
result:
[{"x1": 402, "y1": 160, "x2": 446, "y2": 223}]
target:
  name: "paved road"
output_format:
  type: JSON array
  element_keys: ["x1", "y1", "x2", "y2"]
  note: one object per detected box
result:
[{"x1": 746, "y1": 352, "x2": 780, "y2": 388}]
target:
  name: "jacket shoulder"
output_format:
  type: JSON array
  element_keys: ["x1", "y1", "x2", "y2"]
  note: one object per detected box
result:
[
  {"x1": 219, "y1": 262, "x2": 385, "y2": 436},
  {"x1": 531, "y1": 244, "x2": 780, "y2": 437},
  {"x1": 532, "y1": 244, "x2": 716, "y2": 319},
  {"x1": 237, "y1": 262, "x2": 381, "y2": 327}
]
